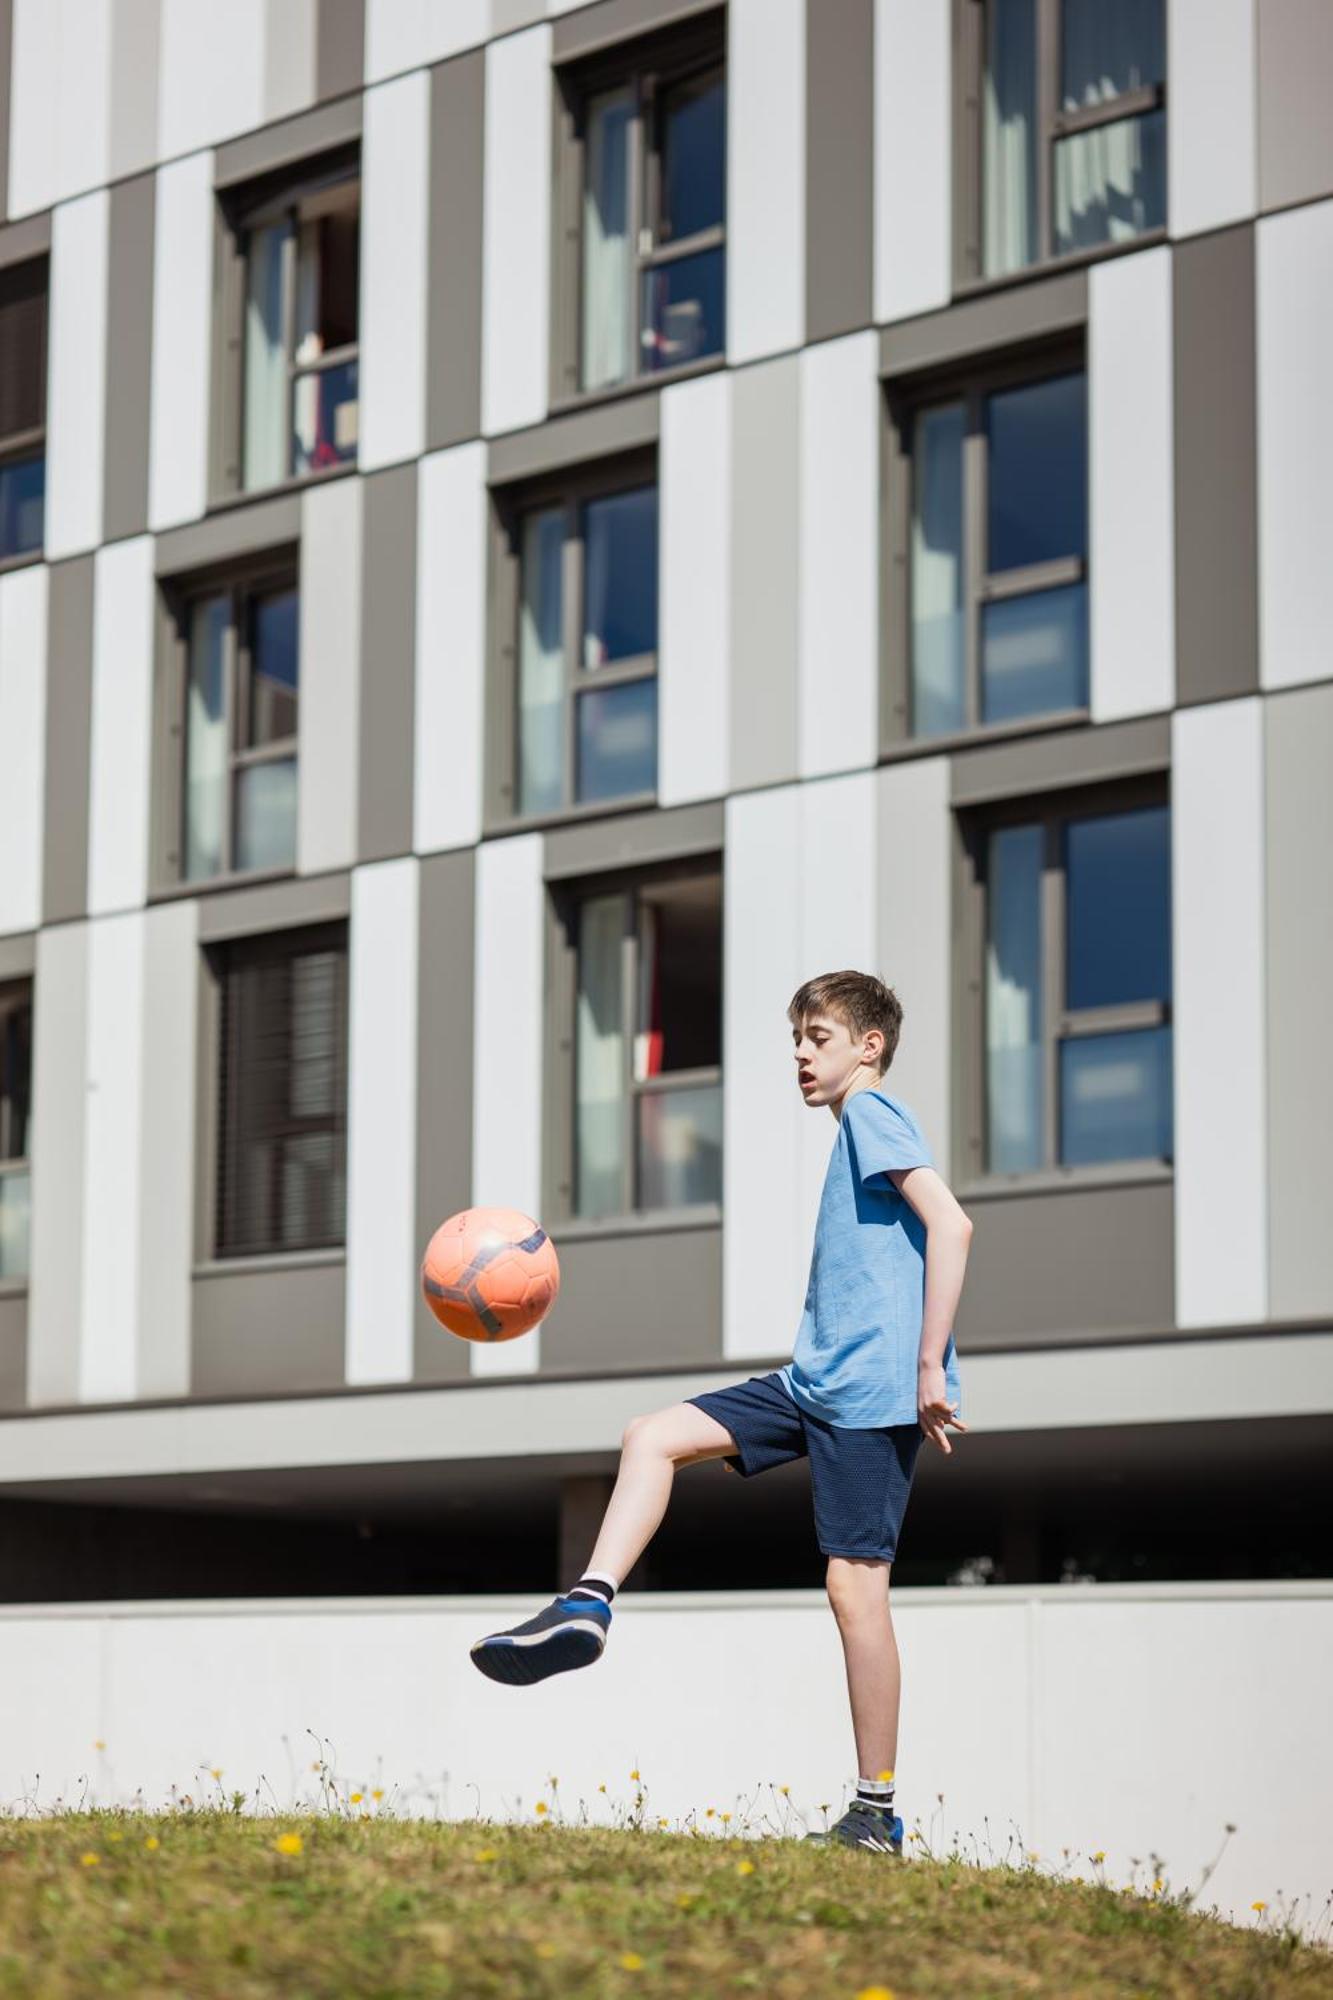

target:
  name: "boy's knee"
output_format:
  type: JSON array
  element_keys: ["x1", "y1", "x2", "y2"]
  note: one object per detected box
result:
[{"x1": 825, "y1": 1557, "x2": 890, "y2": 1620}]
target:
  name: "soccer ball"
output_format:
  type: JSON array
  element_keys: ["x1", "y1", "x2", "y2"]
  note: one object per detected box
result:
[{"x1": 420, "y1": 1205, "x2": 560, "y2": 1342}]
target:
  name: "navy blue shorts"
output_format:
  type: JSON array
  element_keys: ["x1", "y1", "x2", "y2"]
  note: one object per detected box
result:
[{"x1": 685, "y1": 1371, "x2": 922, "y2": 1564}]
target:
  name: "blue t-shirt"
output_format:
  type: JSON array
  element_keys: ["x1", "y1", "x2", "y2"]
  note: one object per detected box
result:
[{"x1": 778, "y1": 1086, "x2": 963, "y2": 1429}]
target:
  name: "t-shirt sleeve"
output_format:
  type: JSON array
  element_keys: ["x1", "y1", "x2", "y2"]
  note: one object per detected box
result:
[{"x1": 845, "y1": 1092, "x2": 934, "y2": 1194}]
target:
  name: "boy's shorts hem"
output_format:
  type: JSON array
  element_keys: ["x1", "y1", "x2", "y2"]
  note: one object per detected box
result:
[
  {"x1": 819, "y1": 1544, "x2": 899, "y2": 1563},
  {"x1": 686, "y1": 1372, "x2": 921, "y2": 1563}
]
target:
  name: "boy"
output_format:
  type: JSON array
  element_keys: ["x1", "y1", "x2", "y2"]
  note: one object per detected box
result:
[{"x1": 470, "y1": 970, "x2": 971, "y2": 1856}]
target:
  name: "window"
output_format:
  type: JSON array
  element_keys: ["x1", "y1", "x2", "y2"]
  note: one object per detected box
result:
[
  {"x1": 0, "y1": 260, "x2": 47, "y2": 562},
  {"x1": 493, "y1": 460, "x2": 658, "y2": 822},
  {"x1": 970, "y1": 0, "x2": 1165, "y2": 280},
  {"x1": 903, "y1": 356, "x2": 1087, "y2": 739},
  {"x1": 220, "y1": 152, "x2": 359, "y2": 493},
  {"x1": 163, "y1": 560, "x2": 299, "y2": 884},
  {"x1": 0, "y1": 982, "x2": 32, "y2": 1282},
  {"x1": 213, "y1": 926, "x2": 348, "y2": 1258},
  {"x1": 560, "y1": 862, "x2": 722, "y2": 1220},
  {"x1": 975, "y1": 788, "x2": 1171, "y2": 1177},
  {"x1": 557, "y1": 17, "x2": 726, "y2": 396}
]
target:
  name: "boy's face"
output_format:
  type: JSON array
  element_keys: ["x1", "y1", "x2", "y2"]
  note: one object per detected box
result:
[{"x1": 792, "y1": 1013, "x2": 883, "y2": 1110}]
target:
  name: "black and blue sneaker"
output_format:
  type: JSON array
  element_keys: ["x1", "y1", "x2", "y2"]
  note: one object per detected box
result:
[
  {"x1": 805, "y1": 1802, "x2": 904, "y2": 1855},
  {"x1": 470, "y1": 1595, "x2": 612, "y2": 1685}
]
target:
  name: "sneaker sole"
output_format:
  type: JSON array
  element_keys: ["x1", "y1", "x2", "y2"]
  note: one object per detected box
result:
[{"x1": 469, "y1": 1623, "x2": 607, "y2": 1686}]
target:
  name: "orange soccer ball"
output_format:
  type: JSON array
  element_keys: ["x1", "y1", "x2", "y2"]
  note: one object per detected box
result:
[{"x1": 420, "y1": 1206, "x2": 560, "y2": 1343}]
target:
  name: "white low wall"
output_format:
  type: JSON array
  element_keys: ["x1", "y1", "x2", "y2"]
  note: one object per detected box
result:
[{"x1": 1, "y1": 1583, "x2": 1328, "y2": 1934}]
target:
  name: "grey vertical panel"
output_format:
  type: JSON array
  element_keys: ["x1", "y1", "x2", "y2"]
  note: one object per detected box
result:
[
  {"x1": 804, "y1": 0, "x2": 873, "y2": 343},
  {"x1": 0, "y1": 1296, "x2": 24, "y2": 1410},
  {"x1": 1173, "y1": 225, "x2": 1258, "y2": 706},
  {"x1": 26, "y1": 922, "x2": 88, "y2": 1405},
  {"x1": 357, "y1": 463, "x2": 418, "y2": 863},
  {"x1": 1257, "y1": 0, "x2": 1333, "y2": 211},
  {"x1": 729, "y1": 356, "x2": 799, "y2": 790},
  {"x1": 42, "y1": 557, "x2": 94, "y2": 926},
  {"x1": 109, "y1": 0, "x2": 162, "y2": 182},
  {"x1": 427, "y1": 51, "x2": 485, "y2": 451},
  {"x1": 1266, "y1": 683, "x2": 1333, "y2": 1321},
  {"x1": 102, "y1": 173, "x2": 156, "y2": 544},
  {"x1": 316, "y1": 0, "x2": 365, "y2": 102},
  {"x1": 413, "y1": 849, "x2": 475, "y2": 1383}
]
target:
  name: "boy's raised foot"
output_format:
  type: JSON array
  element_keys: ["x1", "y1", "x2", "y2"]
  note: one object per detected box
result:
[
  {"x1": 469, "y1": 1595, "x2": 611, "y2": 1685},
  {"x1": 805, "y1": 1802, "x2": 904, "y2": 1855}
]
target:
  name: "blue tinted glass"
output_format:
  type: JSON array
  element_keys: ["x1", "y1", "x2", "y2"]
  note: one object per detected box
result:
[
  {"x1": 249, "y1": 587, "x2": 299, "y2": 747},
  {"x1": 988, "y1": 373, "x2": 1086, "y2": 571},
  {"x1": 1061, "y1": 0, "x2": 1164, "y2": 109},
  {"x1": 583, "y1": 486, "x2": 658, "y2": 668},
  {"x1": 661, "y1": 69, "x2": 725, "y2": 241},
  {"x1": 1066, "y1": 804, "x2": 1170, "y2": 1010},
  {"x1": 0, "y1": 453, "x2": 44, "y2": 559},
  {"x1": 981, "y1": 581, "x2": 1088, "y2": 724},
  {"x1": 576, "y1": 678, "x2": 656, "y2": 802},
  {"x1": 1060, "y1": 1026, "x2": 1172, "y2": 1166},
  {"x1": 1055, "y1": 109, "x2": 1166, "y2": 255},
  {"x1": 641, "y1": 246, "x2": 725, "y2": 372},
  {"x1": 911, "y1": 403, "x2": 966, "y2": 737},
  {"x1": 293, "y1": 356, "x2": 358, "y2": 475},
  {"x1": 986, "y1": 822, "x2": 1044, "y2": 1173}
]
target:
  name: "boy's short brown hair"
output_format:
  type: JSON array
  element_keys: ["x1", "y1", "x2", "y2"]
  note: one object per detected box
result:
[{"x1": 787, "y1": 971, "x2": 903, "y2": 1077}]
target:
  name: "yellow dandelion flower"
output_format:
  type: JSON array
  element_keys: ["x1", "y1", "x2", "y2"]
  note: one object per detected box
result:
[
  {"x1": 475, "y1": 1848, "x2": 497, "y2": 1864},
  {"x1": 145, "y1": 1837, "x2": 160, "y2": 1852},
  {"x1": 1152, "y1": 1877, "x2": 1164, "y2": 1895},
  {"x1": 1251, "y1": 1900, "x2": 1267, "y2": 1913},
  {"x1": 371, "y1": 1788, "x2": 384, "y2": 1802},
  {"x1": 1091, "y1": 1850, "x2": 1106, "y2": 1864},
  {"x1": 779, "y1": 1785, "x2": 790, "y2": 1797},
  {"x1": 856, "y1": 1988, "x2": 896, "y2": 2000},
  {"x1": 349, "y1": 1791, "x2": 362, "y2": 1804},
  {"x1": 274, "y1": 1832, "x2": 304, "y2": 1857},
  {"x1": 535, "y1": 1801, "x2": 549, "y2": 1816},
  {"x1": 210, "y1": 1768, "x2": 222, "y2": 1780},
  {"x1": 598, "y1": 1783, "x2": 607, "y2": 1794},
  {"x1": 79, "y1": 1852, "x2": 99, "y2": 1868},
  {"x1": 737, "y1": 1859, "x2": 755, "y2": 1876},
  {"x1": 1026, "y1": 1850, "x2": 1039, "y2": 1862},
  {"x1": 630, "y1": 1769, "x2": 640, "y2": 1782},
  {"x1": 106, "y1": 1832, "x2": 122, "y2": 1844},
  {"x1": 705, "y1": 1807, "x2": 715, "y2": 1818},
  {"x1": 535, "y1": 1942, "x2": 558, "y2": 1959},
  {"x1": 93, "y1": 1740, "x2": 106, "y2": 1752},
  {"x1": 620, "y1": 1952, "x2": 644, "y2": 1971},
  {"x1": 676, "y1": 1892, "x2": 694, "y2": 1909}
]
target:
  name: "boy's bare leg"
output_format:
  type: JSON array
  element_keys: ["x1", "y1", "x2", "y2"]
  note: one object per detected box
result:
[
  {"x1": 585, "y1": 1402, "x2": 740, "y2": 1584},
  {"x1": 826, "y1": 1556, "x2": 900, "y2": 1781}
]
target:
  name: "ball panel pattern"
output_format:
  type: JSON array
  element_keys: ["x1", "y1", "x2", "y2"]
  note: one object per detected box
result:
[{"x1": 421, "y1": 1206, "x2": 561, "y2": 1342}]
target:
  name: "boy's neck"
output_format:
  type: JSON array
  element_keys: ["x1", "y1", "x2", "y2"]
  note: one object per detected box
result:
[{"x1": 831, "y1": 1072, "x2": 880, "y2": 1122}]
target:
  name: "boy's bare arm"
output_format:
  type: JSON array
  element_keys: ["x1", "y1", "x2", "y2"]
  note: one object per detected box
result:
[{"x1": 888, "y1": 1166, "x2": 973, "y2": 1456}]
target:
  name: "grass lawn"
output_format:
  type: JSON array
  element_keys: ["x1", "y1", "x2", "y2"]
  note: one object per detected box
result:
[{"x1": 0, "y1": 1811, "x2": 1329, "y2": 1998}]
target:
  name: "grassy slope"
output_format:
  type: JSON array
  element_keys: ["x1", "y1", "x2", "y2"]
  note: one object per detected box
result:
[{"x1": 0, "y1": 1816, "x2": 1329, "y2": 1999}]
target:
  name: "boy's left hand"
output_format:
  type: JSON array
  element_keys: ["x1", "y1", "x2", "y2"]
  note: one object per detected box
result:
[{"x1": 918, "y1": 1364, "x2": 967, "y2": 1455}]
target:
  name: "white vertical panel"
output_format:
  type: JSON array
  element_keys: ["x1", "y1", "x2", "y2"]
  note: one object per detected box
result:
[
  {"x1": 1089, "y1": 248, "x2": 1175, "y2": 721},
  {"x1": 0, "y1": 566, "x2": 48, "y2": 937},
  {"x1": 364, "y1": 0, "x2": 489, "y2": 80},
  {"x1": 136, "y1": 899, "x2": 197, "y2": 1400},
  {"x1": 156, "y1": 0, "x2": 264, "y2": 157},
  {"x1": 873, "y1": 0, "x2": 952, "y2": 322},
  {"x1": 481, "y1": 24, "x2": 552, "y2": 436},
  {"x1": 727, "y1": 0, "x2": 804, "y2": 363},
  {"x1": 298, "y1": 478, "x2": 362, "y2": 874},
  {"x1": 723, "y1": 786, "x2": 804, "y2": 1359},
  {"x1": 414, "y1": 442, "x2": 487, "y2": 854},
  {"x1": 797, "y1": 330, "x2": 879, "y2": 777},
  {"x1": 875, "y1": 754, "x2": 951, "y2": 1179},
  {"x1": 658, "y1": 372, "x2": 731, "y2": 806},
  {"x1": 1257, "y1": 200, "x2": 1333, "y2": 692},
  {"x1": 1168, "y1": 0, "x2": 1257, "y2": 237},
  {"x1": 262, "y1": 0, "x2": 316, "y2": 121},
  {"x1": 346, "y1": 858, "x2": 421, "y2": 1385},
  {"x1": 359, "y1": 71, "x2": 429, "y2": 472},
  {"x1": 27, "y1": 922, "x2": 89, "y2": 1405},
  {"x1": 80, "y1": 912, "x2": 145, "y2": 1403},
  {"x1": 86, "y1": 537, "x2": 154, "y2": 917},
  {"x1": 470, "y1": 833, "x2": 544, "y2": 1376},
  {"x1": 7, "y1": 0, "x2": 112, "y2": 216},
  {"x1": 1173, "y1": 700, "x2": 1267, "y2": 1327},
  {"x1": 45, "y1": 190, "x2": 110, "y2": 561},
  {"x1": 147, "y1": 149, "x2": 214, "y2": 533}
]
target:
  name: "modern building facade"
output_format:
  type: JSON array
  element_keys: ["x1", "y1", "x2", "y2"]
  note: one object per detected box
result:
[{"x1": 0, "y1": 0, "x2": 1330, "y2": 1600}]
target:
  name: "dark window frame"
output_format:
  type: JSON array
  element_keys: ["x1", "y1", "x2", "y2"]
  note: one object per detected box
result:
[
  {"x1": 551, "y1": 12, "x2": 727, "y2": 408},
  {"x1": 0, "y1": 978, "x2": 33, "y2": 1284},
  {"x1": 208, "y1": 922, "x2": 349, "y2": 1261},
  {"x1": 0, "y1": 256, "x2": 48, "y2": 571},
  {"x1": 952, "y1": 0, "x2": 1168, "y2": 294},
  {"x1": 155, "y1": 549, "x2": 301, "y2": 893},
  {"x1": 485, "y1": 447, "x2": 659, "y2": 835},
  {"x1": 954, "y1": 772, "x2": 1173, "y2": 1194},
  {"x1": 546, "y1": 853, "x2": 723, "y2": 1230},
  {"x1": 211, "y1": 144, "x2": 361, "y2": 504},
  {"x1": 883, "y1": 331, "x2": 1089, "y2": 754}
]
